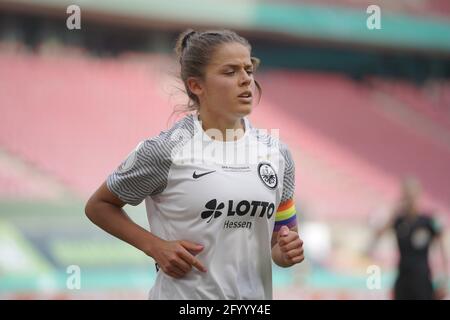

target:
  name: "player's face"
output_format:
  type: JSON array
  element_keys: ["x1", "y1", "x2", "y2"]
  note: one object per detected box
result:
[
  {"x1": 400, "y1": 178, "x2": 421, "y2": 211},
  {"x1": 201, "y1": 42, "x2": 255, "y2": 120}
]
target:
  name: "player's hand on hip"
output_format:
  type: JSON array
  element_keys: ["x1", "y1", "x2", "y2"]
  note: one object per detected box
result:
[
  {"x1": 151, "y1": 239, "x2": 207, "y2": 278},
  {"x1": 277, "y1": 225, "x2": 304, "y2": 266}
]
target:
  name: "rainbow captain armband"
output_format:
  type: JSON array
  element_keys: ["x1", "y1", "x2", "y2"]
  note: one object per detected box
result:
[{"x1": 274, "y1": 198, "x2": 297, "y2": 232}]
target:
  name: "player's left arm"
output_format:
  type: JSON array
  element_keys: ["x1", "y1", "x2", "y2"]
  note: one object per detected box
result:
[
  {"x1": 271, "y1": 224, "x2": 304, "y2": 268},
  {"x1": 271, "y1": 198, "x2": 304, "y2": 267},
  {"x1": 432, "y1": 217, "x2": 449, "y2": 292},
  {"x1": 272, "y1": 227, "x2": 305, "y2": 268},
  {"x1": 271, "y1": 144, "x2": 304, "y2": 267},
  {"x1": 437, "y1": 233, "x2": 449, "y2": 282}
]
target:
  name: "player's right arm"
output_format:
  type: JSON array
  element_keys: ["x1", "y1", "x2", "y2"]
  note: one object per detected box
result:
[
  {"x1": 430, "y1": 216, "x2": 448, "y2": 299},
  {"x1": 365, "y1": 212, "x2": 396, "y2": 257},
  {"x1": 85, "y1": 181, "x2": 206, "y2": 278},
  {"x1": 85, "y1": 137, "x2": 206, "y2": 278}
]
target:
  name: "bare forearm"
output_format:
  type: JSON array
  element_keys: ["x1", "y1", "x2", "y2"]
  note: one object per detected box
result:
[
  {"x1": 440, "y1": 239, "x2": 449, "y2": 280},
  {"x1": 85, "y1": 201, "x2": 160, "y2": 257},
  {"x1": 271, "y1": 244, "x2": 291, "y2": 268}
]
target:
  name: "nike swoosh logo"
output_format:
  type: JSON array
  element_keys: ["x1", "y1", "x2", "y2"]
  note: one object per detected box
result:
[{"x1": 193, "y1": 170, "x2": 216, "y2": 179}]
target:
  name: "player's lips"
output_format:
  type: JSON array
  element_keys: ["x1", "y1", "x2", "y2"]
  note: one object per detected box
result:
[{"x1": 237, "y1": 90, "x2": 252, "y2": 103}]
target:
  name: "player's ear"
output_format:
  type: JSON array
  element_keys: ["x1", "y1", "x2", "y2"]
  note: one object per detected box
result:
[{"x1": 187, "y1": 77, "x2": 204, "y2": 97}]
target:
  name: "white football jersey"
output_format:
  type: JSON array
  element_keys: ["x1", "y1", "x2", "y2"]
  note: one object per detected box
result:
[{"x1": 107, "y1": 113, "x2": 297, "y2": 300}]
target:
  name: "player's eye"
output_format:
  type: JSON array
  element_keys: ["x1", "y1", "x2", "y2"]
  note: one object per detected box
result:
[{"x1": 224, "y1": 70, "x2": 235, "y2": 75}]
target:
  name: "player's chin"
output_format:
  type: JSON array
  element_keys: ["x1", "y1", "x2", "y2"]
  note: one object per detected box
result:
[{"x1": 233, "y1": 102, "x2": 253, "y2": 116}]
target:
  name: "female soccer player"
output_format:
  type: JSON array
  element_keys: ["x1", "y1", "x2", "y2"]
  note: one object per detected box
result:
[
  {"x1": 368, "y1": 177, "x2": 448, "y2": 300},
  {"x1": 85, "y1": 29, "x2": 304, "y2": 299}
]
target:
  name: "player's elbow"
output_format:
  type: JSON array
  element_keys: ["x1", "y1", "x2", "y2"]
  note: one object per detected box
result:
[{"x1": 84, "y1": 195, "x2": 100, "y2": 223}]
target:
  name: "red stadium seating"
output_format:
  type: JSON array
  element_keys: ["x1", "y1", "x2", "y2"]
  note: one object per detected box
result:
[
  {"x1": 368, "y1": 78, "x2": 450, "y2": 132},
  {"x1": 0, "y1": 149, "x2": 65, "y2": 200},
  {"x1": 256, "y1": 71, "x2": 450, "y2": 218},
  {"x1": 0, "y1": 51, "x2": 175, "y2": 199},
  {"x1": 1, "y1": 50, "x2": 449, "y2": 219}
]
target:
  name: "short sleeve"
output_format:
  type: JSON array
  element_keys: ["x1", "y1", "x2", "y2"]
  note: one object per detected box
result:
[
  {"x1": 107, "y1": 137, "x2": 170, "y2": 206},
  {"x1": 106, "y1": 114, "x2": 196, "y2": 206},
  {"x1": 279, "y1": 142, "x2": 295, "y2": 203},
  {"x1": 274, "y1": 143, "x2": 297, "y2": 231},
  {"x1": 429, "y1": 215, "x2": 443, "y2": 237}
]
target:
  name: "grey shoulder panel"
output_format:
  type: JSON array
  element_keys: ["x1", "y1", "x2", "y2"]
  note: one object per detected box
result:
[
  {"x1": 279, "y1": 141, "x2": 296, "y2": 203},
  {"x1": 251, "y1": 127, "x2": 296, "y2": 203},
  {"x1": 107, "y1": 115, "x2": 196, "y2": 206}
]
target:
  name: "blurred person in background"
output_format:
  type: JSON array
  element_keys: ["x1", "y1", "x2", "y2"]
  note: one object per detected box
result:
[
  {"x1": 85, "y1": 29, "x2": 304, "y2": 300},
  {"x1": 367, "y1": 176, "x2": 448, "y2": 300}
]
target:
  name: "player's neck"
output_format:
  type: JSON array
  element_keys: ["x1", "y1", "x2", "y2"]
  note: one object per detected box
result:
[
  {"x1": 197, "y1": 111, "x2": 246, "y2": 142},
  {"x1": 406, "y1": 206, "x2": 419, "y2": 220}
]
